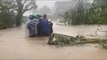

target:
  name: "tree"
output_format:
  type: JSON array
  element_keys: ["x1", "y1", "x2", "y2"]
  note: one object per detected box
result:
[
  {"x1": 64, "y1": 0, "x2": 87, "y2": 25},
  {"x1": 63, "y1": 0, "x2": 107, "y2": 25},
  {"x1": 0, "y1": 0, "x2": 37, "y2": 27},
  {"x1": 92, "y1": 0, "x2": 107, "y2": 15},
  {"x1": 90, "y1": 0, "x2": 107, "y2": 24},
  {"x1": 15, "y1": 0, "x2": 35, "y2": 26},
  {"x1": 0, "y1": 0, "x2": 16, "y2": 29}
]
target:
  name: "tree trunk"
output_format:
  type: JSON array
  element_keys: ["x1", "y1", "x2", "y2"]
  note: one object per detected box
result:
[
  {"x1": 15, "y1": 4, "x2": 23, "y2": 27},
  {"x1": 15, "y1": 13, "x2": 22, "y2": 27}
]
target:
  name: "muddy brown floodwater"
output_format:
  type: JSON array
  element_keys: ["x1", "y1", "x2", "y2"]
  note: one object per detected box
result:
[{"x1": 0, "y1": 22, "x2": 107, "y2": 59}]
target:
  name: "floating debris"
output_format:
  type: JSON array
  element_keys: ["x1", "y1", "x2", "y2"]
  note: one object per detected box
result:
[{"x1": 47, "y1": 33, "x2": 106, "y2": 46}]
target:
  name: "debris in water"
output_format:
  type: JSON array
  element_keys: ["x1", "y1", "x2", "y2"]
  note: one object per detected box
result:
[{"x1": 48, "y1": 33, "x2": 104, "y2": 46}]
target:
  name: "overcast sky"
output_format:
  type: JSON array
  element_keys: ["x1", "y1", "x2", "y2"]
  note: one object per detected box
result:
[
  {"x1": 23, "y1": 0, "x2": 72, "y2": 16},
  {"x1": 24, "y1": 1, "x2": 56, "y2": 16},
  {"x1": 36, "y1": 1, "x2": 55, "y2": 8},
  {"x1": 36, "y1": 0, "x2": 71, "y2": 8},
  {"x1": 24, "y1": 0, "x2": 92, "y2": 16}
]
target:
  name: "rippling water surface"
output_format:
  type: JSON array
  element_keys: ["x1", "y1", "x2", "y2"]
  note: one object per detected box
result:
[{"x1": 0, "y1": 23, "x2": 107, "y2": 59}]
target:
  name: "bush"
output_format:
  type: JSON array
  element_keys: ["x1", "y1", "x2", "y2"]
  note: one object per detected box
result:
[
  {"x1": 102, "y1": 44, "x2": 107, "y2": 49},
  {"x1": 91, "y1": 17, "x2": 107, "y2": 24},
  {"x1": 0, "y1": 22, "x2": 7, "y2": 29}
]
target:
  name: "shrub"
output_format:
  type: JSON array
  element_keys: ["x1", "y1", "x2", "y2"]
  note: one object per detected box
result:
[{"x1": 0, "y1": 22, "x2": 7, "y2": 29}]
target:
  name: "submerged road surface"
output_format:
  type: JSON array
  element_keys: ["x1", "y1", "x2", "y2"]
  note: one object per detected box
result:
[{"x1": 0, "y1": 23, "x2": 107, "y2": 59}]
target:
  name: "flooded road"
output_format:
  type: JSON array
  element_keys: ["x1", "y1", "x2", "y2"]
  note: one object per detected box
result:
[{"x1": 0, "y1": 23, "x2": 107, "y2": 59}]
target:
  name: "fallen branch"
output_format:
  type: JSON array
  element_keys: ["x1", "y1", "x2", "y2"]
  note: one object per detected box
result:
[{"x1": 48, "y1": 33, "x2": 107, "y2": 46}]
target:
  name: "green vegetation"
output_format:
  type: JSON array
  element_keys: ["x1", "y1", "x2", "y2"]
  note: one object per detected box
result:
[
  {"x1": 0, "y1": 0, "x2": 15, "y2": 29},
  {"x1": 63, "y1": 0, "x2": 107, "y2": 49},
  {"x1": 48, "y1": 33, "x2": 107, "y2": 48},
  {"x1": 102, "y1": 43, "x2": 107, "y2": 49},
  {"x1": 0, "y1": 0, "x2": 35, "y2": 29},
  {"x1": 53, "y1": 35, "x2": 86, "y2": 46},
  {"x1": 48, "y1": 33, "x2": 100, "y2": 46},
  {"x1": 63, "y1": 0, "x2": 107, "y2": 25},
  {"x1": 98, "y1": 40, "x2": 107, "y2": 49}
]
